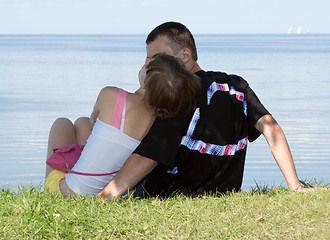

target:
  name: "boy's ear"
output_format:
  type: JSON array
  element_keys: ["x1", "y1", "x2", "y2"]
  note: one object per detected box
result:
[{"x1": 181, "y1": 48, "x2": 192, "y2": 63}]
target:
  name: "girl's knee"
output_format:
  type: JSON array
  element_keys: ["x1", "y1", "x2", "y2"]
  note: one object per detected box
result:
[
  {"x1": 53, "y1": 117, "x2": 73, "y2": 127},
  {"x1": 74, "y1": 117, "x2": 90, "y2": 128},
  {"x1": 50, "y1": 118, "x2": 75, "y2": 136},
  {"x1": 47, "y1": 118, "x2": 76, "y2": 159},
  {"x1": 74, "y1": 117, "x2": 91, "y2": 145}
]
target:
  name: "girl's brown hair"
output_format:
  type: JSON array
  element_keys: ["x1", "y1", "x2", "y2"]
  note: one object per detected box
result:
[{"x1": 143, "y1": 53, "x2": 201, "y2": 118}]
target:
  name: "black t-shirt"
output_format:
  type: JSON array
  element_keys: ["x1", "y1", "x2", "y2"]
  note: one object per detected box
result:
[{"x1": 134, "y1": 70, "x2": 270, "y2": 196}]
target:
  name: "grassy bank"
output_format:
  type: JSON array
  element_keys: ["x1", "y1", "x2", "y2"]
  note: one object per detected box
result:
[{"x1": 1, "y1": 181, "x2": 329, "y2": 239}]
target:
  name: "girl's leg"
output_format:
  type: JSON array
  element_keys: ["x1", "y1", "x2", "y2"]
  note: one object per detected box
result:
[
  {"x1": 46, "y1": 118, "x2": 77, "y2": 177},
  {"x1": 59, "y1": 178, "x2": 77, "y2": 197},
  {"x1": 74, "y1": 117, "x2": 92, "y2": 145}
]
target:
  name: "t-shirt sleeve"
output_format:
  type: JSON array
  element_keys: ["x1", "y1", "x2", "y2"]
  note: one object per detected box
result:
[
  {"x1": 133, "y1": 113, "x2": 186, "y2": 167},
  {"x1": 245, "y1": 82, "x2": 270, "y2": 142},
  {"x1": 228, "y1": 74, "x2": 270, "y2": 142}
]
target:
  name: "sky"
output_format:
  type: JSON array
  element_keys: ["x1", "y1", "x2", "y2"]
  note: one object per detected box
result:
[{"x1": 0, "y1": 0, "x2": 329, "y2": 34}]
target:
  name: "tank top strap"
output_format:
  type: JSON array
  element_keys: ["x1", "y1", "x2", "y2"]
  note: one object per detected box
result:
[
  {"x1": 120, "y1": 102, "x2": 126, "y2": 132},
  {"x1": 110, "y1": 88, "x2": 128, "y2": 132}
]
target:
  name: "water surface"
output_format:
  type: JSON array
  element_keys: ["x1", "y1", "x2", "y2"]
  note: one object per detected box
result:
[{"x1": 0, "y1": 34, "x2": 329, "y2": 190}]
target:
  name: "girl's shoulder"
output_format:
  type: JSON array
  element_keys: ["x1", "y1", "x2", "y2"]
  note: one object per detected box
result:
[
  {"x1": 97, "y1": 86, "x2": 123, "y2": 103},
  {"x1": 100, "y1": 87, "x2": 134, "y2": 98},
  {"x1": 93, "y1": 87, "x2": 120, "y2": 112},
  {"x1": 99, "y1": 86, "x2": 120, "y2": 96},
  {"x1": 98, "y1": 86, "x2": 143, "y2": 108}
]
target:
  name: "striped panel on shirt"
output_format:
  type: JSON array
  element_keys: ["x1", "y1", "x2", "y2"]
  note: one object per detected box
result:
[
  {"x1": 180, "y1": 81, "x2": 248, "y2": 156},
  {"x1": 207, "y1": 82, "x2": 247, "y2": 115}
]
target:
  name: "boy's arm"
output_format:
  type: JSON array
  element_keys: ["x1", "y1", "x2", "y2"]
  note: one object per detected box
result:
[
  {"x1": 97, "y1": 153, "x2": 158, "y2": 200},
  {"x1": 255, "y1": 114, "x2": 316, "y2": 192}
]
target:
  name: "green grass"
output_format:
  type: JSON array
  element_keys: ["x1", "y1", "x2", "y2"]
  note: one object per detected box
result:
[{"x1": 0, "y1": 180, "x2": 329, "y2": 239}]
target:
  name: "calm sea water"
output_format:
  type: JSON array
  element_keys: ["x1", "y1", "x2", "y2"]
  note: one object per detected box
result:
[{"x1": 0, "y1": 34, "x2": 329, "y2": 191}]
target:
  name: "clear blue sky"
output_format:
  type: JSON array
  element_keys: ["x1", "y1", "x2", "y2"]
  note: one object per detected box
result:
[{"x1": 1, "y1": 0, "x2": 329, "y2": 34}]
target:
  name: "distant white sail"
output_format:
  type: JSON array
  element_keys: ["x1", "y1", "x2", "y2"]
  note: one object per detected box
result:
[{"x1": 296, "y1": 27, "x2": 303, "y2": 34}]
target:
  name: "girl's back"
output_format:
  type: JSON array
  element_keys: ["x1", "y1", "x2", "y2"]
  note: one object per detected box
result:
[
  {"x1": 64, "y1": 87, "x2": 155, "y2": 195},
  {"x1": 95, "y1": 87, "x2": 155, "y2": 141}
]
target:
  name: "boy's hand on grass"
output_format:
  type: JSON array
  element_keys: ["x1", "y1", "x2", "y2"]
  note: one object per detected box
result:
[{"x1": 294, "y1": 185, "x2": 329, "y2": 193}]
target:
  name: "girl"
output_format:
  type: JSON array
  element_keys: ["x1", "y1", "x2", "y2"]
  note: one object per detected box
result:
[{"x1": 44, "y1": 54, "x2": 200, "y2": 196}]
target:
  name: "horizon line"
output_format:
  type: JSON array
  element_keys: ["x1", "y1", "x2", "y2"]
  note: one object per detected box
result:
[{"x1": 1, "y1": 32, "x2": 330, "y2": 35}]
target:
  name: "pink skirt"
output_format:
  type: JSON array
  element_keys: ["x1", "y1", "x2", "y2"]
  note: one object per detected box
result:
[{"x1": 46, "y1": 144, "x2": 84, "y2": 172}]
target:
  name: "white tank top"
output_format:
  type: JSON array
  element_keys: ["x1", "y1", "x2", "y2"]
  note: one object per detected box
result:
[{"x1": 65, "y1": 118, "x2": 140, "y2": 196}]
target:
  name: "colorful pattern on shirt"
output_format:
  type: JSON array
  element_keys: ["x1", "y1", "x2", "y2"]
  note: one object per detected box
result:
[
  {"x1": 207, "y1": 82, "x2": 247, "y2": 115},
  {"x1": 180, "y1": 81, "x2": 248, "y2": 156},
  {"x1": 181, "y1": 135, "x2": 248, "y2": 156}
]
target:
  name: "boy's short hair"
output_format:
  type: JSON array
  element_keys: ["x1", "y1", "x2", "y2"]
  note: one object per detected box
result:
[
  {"x1": 146, "y1": 22, "x2": 198, "y2": 61},
  {"x1": 144, "y1": 53, "x2": 200, "y2": 118}
]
